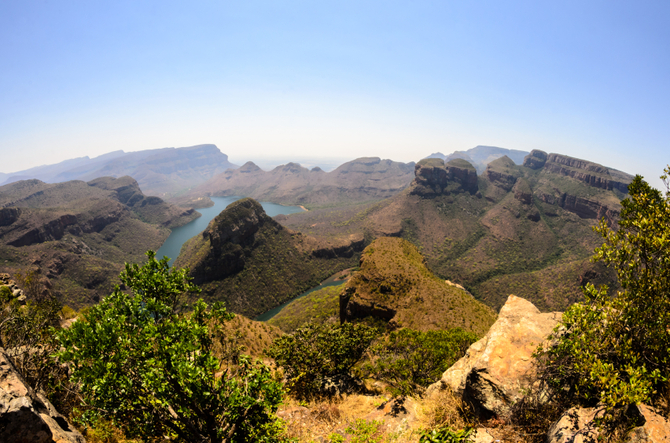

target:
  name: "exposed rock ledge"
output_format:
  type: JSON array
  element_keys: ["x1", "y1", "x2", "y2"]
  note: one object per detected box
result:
[
  {"x1": 426, "y1": 295, "x2": 561, "y2": 419},
  {"x1": 0, "y1": 348, "x2": 85, "y2": 442}
]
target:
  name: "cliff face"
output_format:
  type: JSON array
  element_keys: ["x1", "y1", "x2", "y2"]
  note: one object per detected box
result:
[
  {"x1": 176, "y1": 198, "x2": 363, "y2": 318},
  {"x1": 531, "y1": 151, "x2": 633, "y2": 194},
  {"x1": 0, "y1": 177, "x2": 199, "y2": 308},
  {"x1": 485, "y1": 156, "x2": 521, "y2": 192},
  {"x1": 410, "y1": 158, "x2": 479, "y2": 197}
]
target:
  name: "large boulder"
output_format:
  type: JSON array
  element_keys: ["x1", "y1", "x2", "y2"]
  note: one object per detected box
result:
[
  {"x1": 426, "y1": 295, "x2": 561, "y2": 419},
  {"x1": 0, "y1": 349, "x2": 85, "y2": 442}
]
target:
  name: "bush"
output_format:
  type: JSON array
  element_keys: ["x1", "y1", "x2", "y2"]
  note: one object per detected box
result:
[
  {"x1": 266, "y1": 321, "x2": 379, "y2": 399},
  {"x1": 360, "y1": 328, "x2": 478, "y2": 396},
  {"x1": 57, "y1": 251, "x2": 286, "y2": 443},
  {"x1": 536, "y1": 167, "x2": 670, "y2": 421}
]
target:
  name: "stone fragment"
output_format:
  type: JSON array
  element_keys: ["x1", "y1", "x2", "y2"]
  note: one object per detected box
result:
[{"x1": 546, "y1": 406, "x2": 602, "y2": 443}]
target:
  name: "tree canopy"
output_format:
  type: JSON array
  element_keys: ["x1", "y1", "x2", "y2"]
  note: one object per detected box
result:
[
  {"x1": 537, "y1": 167, "x2": 670, "y2": 419},
  {"x1": 57, "y1": 251, "x2": 285, "y2": 442}
]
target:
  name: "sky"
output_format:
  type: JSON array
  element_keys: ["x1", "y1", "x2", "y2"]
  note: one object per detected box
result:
[{"x1": 1, "y1": 1, "x2": 669, "y2": 188}]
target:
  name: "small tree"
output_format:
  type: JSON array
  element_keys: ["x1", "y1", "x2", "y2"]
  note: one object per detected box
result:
[
  {"x1": 266, "y1": 322, "x2": 378, "y2": 399},
  {"x1": 360, "y1": 328, "x2": 478, "y2": 396},
  {"x1": 536, "y1": 167, "x2": 670, "y2": 419},
  {"x1": 57, "y1": 251, "x2": 285, "y2": 442}
]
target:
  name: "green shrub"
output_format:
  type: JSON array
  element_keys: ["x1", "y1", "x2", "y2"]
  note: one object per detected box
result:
[
  {"x1": 360, "y1": 328, "x2": 478, "y2": 396},
  {"x1": 266, "y1": 322, "x2": 379, "y2": 399},
  {"x1": 57, "y1": 250, "x2": 286, "y2": 443}
]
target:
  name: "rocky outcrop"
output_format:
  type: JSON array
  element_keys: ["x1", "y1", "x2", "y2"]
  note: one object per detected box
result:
[
  {"x1": 0, "y1": 274, "x2": 26, "y2": 305},
  {"x1": 427, "y1": 295, "x2": 561, "y2": 419},
  {"x1": 7, "y1": 214, "x2": 79, "y2": 247},
  {"x1": 0, "y1": 349, "x2": 85, "y2": 442},
  {"x1": 522, "y1": 150, "x2": 548, "y2": 170},
  {"x1": 544, "y1": 154, "x2": 631, "y2": 193},
  {"x1": 0, "y1": 208, "x2": 20, "y2": 227},
  {"x1": 410, "y1": 158, "x2": 478, "y2": 197},
  {"x1": 189, "y1": 198, "x2": 272, "y2": 282},
  {"x1": 512, "y1": 178, "x2": 532, "y2": 205},
  {"x1": 537, "y1": 191, "x2": 619, "y2": 223},
  {"x1": 484, "y1": 156, "x2": 520, "y2": 192}
]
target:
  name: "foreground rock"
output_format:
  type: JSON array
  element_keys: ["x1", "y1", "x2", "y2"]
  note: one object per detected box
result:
[
  {"x1": 0, "y1": 349, "x2": 85, "y2": 442},
  {"x1": 427, "y1": 295, "x2": 561, "y2": 419}
]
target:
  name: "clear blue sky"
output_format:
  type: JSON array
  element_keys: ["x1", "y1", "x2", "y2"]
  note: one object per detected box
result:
[{"x1": 1, "y1": 1, "x2": 669, "y2": 187}]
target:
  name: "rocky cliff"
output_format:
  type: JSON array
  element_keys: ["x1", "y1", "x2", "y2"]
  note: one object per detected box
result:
[
  {"x1": 409, "y1": 158, "x2": 479, "y2": 197},
  {"x1": 0, "y1": 177, "x2": 198, "y2": 308}
]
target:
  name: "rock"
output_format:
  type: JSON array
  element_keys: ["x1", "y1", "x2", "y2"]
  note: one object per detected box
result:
[
  {"x1": 365, "y1": 396, "x2": 419, "y2": 435},
  {"x1": 544, "y1": 154, "x2": 631, "y2": 193},
  {"x1": 427, "y1": 295, "x2": 561, "y2": 419},
  {"x1": 546, "y1": 407, "x2": 603, "y2": 443},
  {"x1": 513, "y1": 178, "x2": 533, "y2": 205},
  {"x1": 0, "y1": 348, "x2": 85, "y2": 442},
  {"x1": 471, "y1": 428, "x2": 495, "y2": 443},
  {"x1": 485, "y1": 156, "x2": 521, "y2": 191},
  {"x1": 410, "y1": 158, "x2": 478, "y2": 197},
  {"x1": 0, "y1": 208, "x2": 21, "y2": 227},
  {"x1": 522, "y1": 150, "x2": 548, "y2": 170},
  {"x1": 626, "y1": 404, "x2": 670, "y2": 443}
]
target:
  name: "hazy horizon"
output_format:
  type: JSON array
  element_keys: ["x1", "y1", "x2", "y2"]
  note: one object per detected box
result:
[{"x1": 2, "y1": 1, "x2": 669, "y2": 188}]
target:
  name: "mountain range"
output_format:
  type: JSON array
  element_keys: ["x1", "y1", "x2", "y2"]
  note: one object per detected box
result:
[{"x1": 0, "y1": 144, "x2": 237, "y2": 198}]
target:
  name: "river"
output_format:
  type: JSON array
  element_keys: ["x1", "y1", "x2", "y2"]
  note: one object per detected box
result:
[
  {"x1": 156, "y1": 196, "x2": 304, "y2": 265},
  {"x1": 255, "y1": 279, "x2": 346, "y2": 322}
]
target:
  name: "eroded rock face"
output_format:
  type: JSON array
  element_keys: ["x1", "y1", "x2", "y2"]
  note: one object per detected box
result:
[
  {"x1": 522, "y1": 150, "x2": 548, "y2": 170},
  {"x1": 0, "y1": 208, "x2": 21, "y2": 227},
  {"x1": 537, "y1": 191, "x2": 620, "y2": 224},
  {"x1": 0, "y1": 349, "x2": 85, "y2": 443},
  {"x1": 544, "y1": 154, "x2": 630, "y2": 193},
  {"x1": 410, "y1": 158, "x2": 478, "y2": 196},
  {"x1": 426, "y1": 295, "x2": 561, "y2": 419}
]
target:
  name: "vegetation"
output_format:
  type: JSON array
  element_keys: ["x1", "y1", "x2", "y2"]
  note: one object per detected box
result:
[
  {"x1": 266, "y1": 322, "x2": 379, "y2": 400},
  {"x1": 360, "y1": 328, "x2": 478, "y2": 396},
  {"x1": 57, "y1": 251, "x2": 285, "y2": 442},
  {"x1": 268, "y1": 283, "x2": 344, "y2": 333},
  {"x1": 342, "y1": 237, "x2": 496, "y2": 334},
  {"x1": 535, "y1": 167, "x2": 670, "y2": 425}
]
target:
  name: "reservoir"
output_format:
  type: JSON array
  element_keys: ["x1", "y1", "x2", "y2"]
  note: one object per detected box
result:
[{"x1": 156, "y1": 196, "x2": 304, "y2": 265}]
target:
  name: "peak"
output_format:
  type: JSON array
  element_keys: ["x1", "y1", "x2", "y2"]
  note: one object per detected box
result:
[{"x1": 240, "y1": 161, "x2": 262, "y2": 172}]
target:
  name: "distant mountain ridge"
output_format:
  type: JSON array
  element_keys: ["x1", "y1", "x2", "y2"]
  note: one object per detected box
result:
[
  {"x1": 1, "y1": 144, "x2": 238, "y2": 198},
  {"x1": 427, "y1": 145, "x2": 530, "y2": 174}
]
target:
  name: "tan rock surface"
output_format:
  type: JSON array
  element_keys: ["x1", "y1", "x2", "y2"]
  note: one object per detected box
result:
[
  {"x1": 0, "y1": 349, "x2": 85, "y2": 442},
  {"x1": 427, "y1": 295, "x2": 561, "y2": 418}
]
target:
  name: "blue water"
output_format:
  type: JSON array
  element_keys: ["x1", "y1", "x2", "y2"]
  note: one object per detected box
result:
[
  {"x1": 255, "y1": 280, "x2": 346, "y2": 322},
  {"x1": 156, "y1": 196, "x2": 304, "y2": 265}
]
